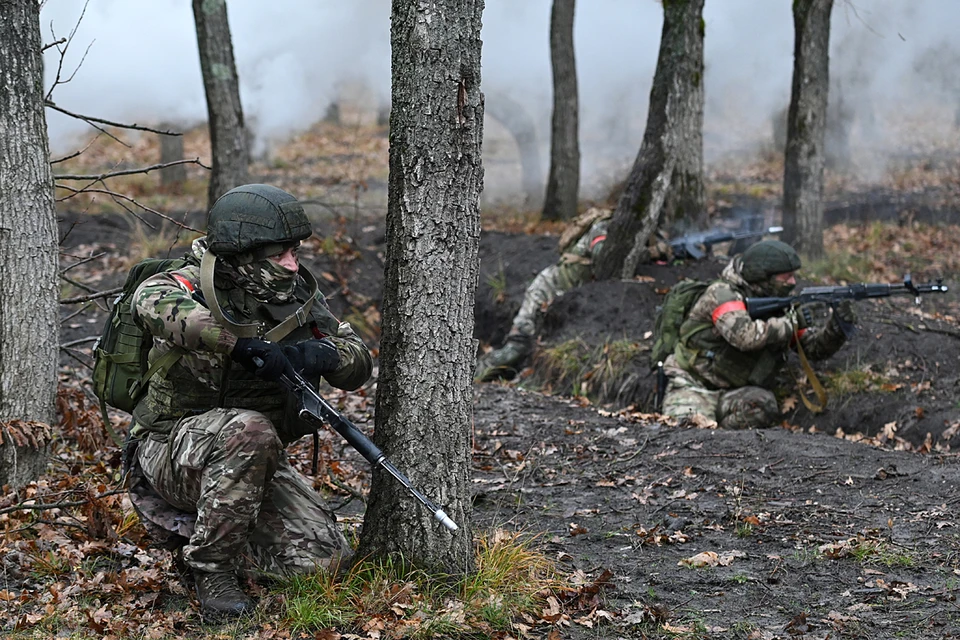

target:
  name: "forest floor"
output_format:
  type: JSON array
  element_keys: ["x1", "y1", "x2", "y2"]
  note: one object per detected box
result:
[{"x1": 3, "y1": 120, "x2": 960, "y2": 639}]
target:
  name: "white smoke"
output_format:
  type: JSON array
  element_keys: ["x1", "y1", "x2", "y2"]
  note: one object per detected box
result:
[{"x1": 39, "y1": 0, "x2": 960, "y2": 202}]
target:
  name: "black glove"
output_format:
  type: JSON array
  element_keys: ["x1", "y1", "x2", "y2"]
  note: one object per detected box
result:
[
  {"x1": 231, "y1": 338, "x2": 290, "y2": 381},
  {"x1": 283, "y1": 338, "x2": 341, "y2": 377}
]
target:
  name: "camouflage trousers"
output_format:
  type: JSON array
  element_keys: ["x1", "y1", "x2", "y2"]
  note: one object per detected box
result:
[
  {"x1": 510, "y1": 259, "x2": 593, "y2": 338},
  {"x1": 130, "y1": 408, "x2": 350, "y2": 578},
  {"x1": 660, "y1": 359, "x2": 780, "y2": 430}
]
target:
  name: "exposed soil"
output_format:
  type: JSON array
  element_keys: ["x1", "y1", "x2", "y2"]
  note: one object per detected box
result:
[{"x1": 50, "y1": 207, "x2": 960, "y2": 638}]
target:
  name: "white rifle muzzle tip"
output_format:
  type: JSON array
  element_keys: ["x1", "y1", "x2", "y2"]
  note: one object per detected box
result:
[{"x1": 435, "y1": 509, "x2": 459, "y2": 532}]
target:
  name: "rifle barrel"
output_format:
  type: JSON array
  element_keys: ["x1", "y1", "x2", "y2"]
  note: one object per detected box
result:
[{"x1": 281, "y1": 369, "x2": 459, "y2": 533}]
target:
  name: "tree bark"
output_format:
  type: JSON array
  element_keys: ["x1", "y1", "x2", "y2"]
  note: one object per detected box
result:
[
  {"x1": 192, "y1": 0, "x2": 249, "y2": 209},
  {"x1": 356, "y1": 0, "x2": 482, "y2": 574},
  {"x1": 782, "y1": 0, "x2": 833, "y2": 259},
  {"x1": 486, "y1": 92, "x2": 543, "y2": 209},
  {"x1": 0, "y1": 0, "x2": 59, "y2": 488},
  {"x1": 542, "y1": 0, "x2": 579, "y2": 222},
  {"x1": 594, "y1": 0, "x2": 705, "y2": 281},
  {"x1": 158, "y1": 126, "x2": 186, "y2": 190}
]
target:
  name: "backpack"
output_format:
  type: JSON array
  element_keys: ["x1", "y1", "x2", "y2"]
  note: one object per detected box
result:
[
  {"x1": 92, "y1": 257, "x2": 190, "y2": 442},
  {"x1": 650, "y1": 278, "x2": 710, "y2": 366}
]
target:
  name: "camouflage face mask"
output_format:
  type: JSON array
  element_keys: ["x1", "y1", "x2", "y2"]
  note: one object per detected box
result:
[{"x1": 226, "y1": 256, "x2": 298, "y2": 303}]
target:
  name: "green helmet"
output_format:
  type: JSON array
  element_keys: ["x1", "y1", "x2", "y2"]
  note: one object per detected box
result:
[
  {"x1": 740, "y1": 240, "x2": 801, "y2": 283},
  {"x1": 206, "y1": 184, "x2": 312, "y2": 260}
]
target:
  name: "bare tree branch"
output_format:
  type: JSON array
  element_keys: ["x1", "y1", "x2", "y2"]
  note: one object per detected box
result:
[
  {"x1": 55, "y1": 182, "x2": 204, "y2": 232},
  {"x1": 45, "y1": 0, "x2": 93, "y2": 102},
  {"x1": 45, "y1": 101, "x2": 184, "y2": 137},
  {"x1": 54, "y1": 158, "x2": 208, "y2": 181},
  {"x1": 41, "y1": 37, "x2": 66, "y2": 52},
  {"x1": 51, "y1": 132, "x2": 104, "y2": 165},
  {"x1": 61, "y1": 252, "x2": 105, "y2": 274},
  {"x1": 61, "y1": 336, "x2": 99, "y2": 349},
  {"x1": 61, "y1": 304, "x2": 92, "y2": 325},
  {"x1": 61, "y1": 287, "x2": 122, "y2": 305},
  {"x1": 61, "y1": 347, "x2": 94, "y2": 370},
  {"x1": 0, "y1": 488, "x2": 127, "y2": 516},
  {"x1": 61, "y1": 273, "x2": 99, "y2": 294}
]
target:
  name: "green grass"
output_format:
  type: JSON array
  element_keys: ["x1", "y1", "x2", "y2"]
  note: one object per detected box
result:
[
  {"x1": 823, "y1": 367, "x2": 895, "y2": 395},
  {"x1": 276, "y1": 529, "x2": 562, "y2": 638},
  {"x1": 533, "y1": 337, "x2": 642, "y2": 402}
]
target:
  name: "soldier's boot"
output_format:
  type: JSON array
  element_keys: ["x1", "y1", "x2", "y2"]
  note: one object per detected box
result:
[
  {"x1": 475, "y1": 334, "x2": 533, "y2": 382},
  {"x1": 195, "y1": 571, "x2": 254, "y2": 618}
]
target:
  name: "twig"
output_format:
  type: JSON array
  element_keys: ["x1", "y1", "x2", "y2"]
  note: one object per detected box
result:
[
  {"x1": 51, "y1": 132, "x2": 102, "y2": 164},
  {"x1": 61, "y1": 251, "x2": 105, "y2": 274},
  {"x1": 60, "y1": 303, "x2": 91, "y2": 324},
  {"x1": 44, "y1": 1, "x2": 93, "y2": 103},
  {"x1": 54, "y1": 158, "x2": 208, "y2": 181},
  {"x1": 614, "y1": 434, "x2": 651, "y2": 464},
  {"x1": 61, "y1": 287, "x2": 122, "y2": 304},
  {"x1": 6, "y1": 518, "x2": 88, "y2": 535},
  {"x1": 60, "y1": 273, "x2": 98, "y2": 294},
  {"x1": 0, "y1": 488, "x2": 126, "y2": 516},
  {"x1": 61, "y1": 347, "x2": 94, "y2": 370},
  {"x1": 61, "y1": 348, "x2": 93, "y2": 371},
  {"x1": 45, "y1": 103, "x2": 183, "y2": 138},
  {"x1": 61, "y1": 336, "x2": 99, "y2": 349},
  {"x1": 41, "y1": 37, "x2": 67, "y2": 53},
  {"x1": 56, "y1": 183, "x2": 204, "y2": 233}
]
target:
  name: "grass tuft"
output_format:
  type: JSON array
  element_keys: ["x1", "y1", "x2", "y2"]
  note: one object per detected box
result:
[{"x1": 277, "y1": 529, "x2": 563, "y2": 637}]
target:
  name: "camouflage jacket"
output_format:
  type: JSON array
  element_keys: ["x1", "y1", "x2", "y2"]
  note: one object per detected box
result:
[
  {"x1": 674, "y1": 257, "x2": 847, "y2": 390},
  {"x1": 131, "y1": 239, "x2": 373, "y2": 443}
]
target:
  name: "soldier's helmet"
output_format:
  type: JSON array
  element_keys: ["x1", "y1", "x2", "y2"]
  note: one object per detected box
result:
[
  {"x1": 739, "y1": 240, "x2": 801, "y2": 283},
  {"x1": 206, "y1": 184, "x2": 312, "y2": 262}
]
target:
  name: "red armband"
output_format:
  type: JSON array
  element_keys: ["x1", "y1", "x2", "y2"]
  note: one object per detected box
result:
[
  {"x1": 711, "y1": 300, "x2": 746, "y2": 324},
  {"x1": 172, "y1": 274, "x2": 195, "y2": 293}
]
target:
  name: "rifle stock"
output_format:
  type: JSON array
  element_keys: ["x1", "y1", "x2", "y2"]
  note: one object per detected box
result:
[{"x1": 745, "y1": 276, "x2": 948, "y2": 320}]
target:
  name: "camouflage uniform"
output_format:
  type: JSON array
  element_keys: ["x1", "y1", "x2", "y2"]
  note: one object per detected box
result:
[
  {"x1": 475, "y1": 209, "x2": 614, "y2": 381},
  {"x1": 661, "y1": 255, "x2": 849, "y2": 429},
  {"x1": 128, "y1": 235, "x2": 372, "y2": 579},
  {"x1": 476, "y1": 208, "x2": 676, "y2": 381}
]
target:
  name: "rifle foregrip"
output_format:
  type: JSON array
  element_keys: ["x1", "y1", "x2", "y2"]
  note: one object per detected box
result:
[
  {"x1": 305, "y1": 396, "x2": 384, "y2": 464},
  {"x1": 746, "y1": 297, "x2": 795, "y2": 320}
]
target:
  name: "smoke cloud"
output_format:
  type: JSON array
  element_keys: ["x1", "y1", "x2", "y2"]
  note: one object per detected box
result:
[{"x1": 40, "y1": 0, "x2": 960, "y2": 203}]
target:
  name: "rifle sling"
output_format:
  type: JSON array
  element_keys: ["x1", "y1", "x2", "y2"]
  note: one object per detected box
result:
[
  {"x1": 791, "y1": 331, "x2": 827, "y2": 413},
  {"x1": 200, "y1": 250, "x2": 317, "y2": 342}
]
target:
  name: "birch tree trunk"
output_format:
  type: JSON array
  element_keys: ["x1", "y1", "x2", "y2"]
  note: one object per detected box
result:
[
  {"x1": 594, "y1": 0, "x2": 705, "y2": 281},
  {"x1": 192, "y1": 0, "x2": 250, "y2": 209},
  {"x1": 0, "y1": 0, "x2": 59, "y2": 488},
  {"x1": 542, "y1": 0, "x2": 579, "y2": 222},
  {"x1": 356, "y1": 0, "x2": 483, "y2": 574},
  {"x1": 782, "y1": 0, "x2": 834, "y2": 259}
]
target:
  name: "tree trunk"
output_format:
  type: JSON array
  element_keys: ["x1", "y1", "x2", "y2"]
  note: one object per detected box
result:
[
  {"x1": 594, "y1": 0, "x2": 705, "y2": 281},
  {"x1": 542, "y1": 0, "x2": 579, "y2": 222},
  {"x1": 0, "y1": 0, "x2": 59, "y2": 488},
  {"x1": 356, "y1": 0, "x2": 482, "y2": 574},
  {"x1": 782, "y1": 0, "x2": 833, "y2": 259},
  {"x1": 158, "y1": 126, "x2": 186, "y2": 190},
  {"x1": 486, "y1": 92, "x2": 543, "y2": 209},
  {"x1": 192, "y1": 0, "x2": 249, "y2": 209}
]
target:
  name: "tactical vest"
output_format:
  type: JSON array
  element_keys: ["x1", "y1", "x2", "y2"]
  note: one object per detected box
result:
[
  {"x1": 674, "y1": 284, "x2": 786, "y2": 389},
  {"x1": 132, "y1": 266, "x2": 341, "y2": 443}
]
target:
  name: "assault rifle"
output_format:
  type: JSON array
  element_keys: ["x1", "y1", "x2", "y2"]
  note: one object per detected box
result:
[
  {"x1": 273, "y1": 364, "x2": 459, "y2": 533},
  {"x1": 745, "y1": 275, "x2": 948, "y2": 321},
  {"x1": 671, "y1": 225, "x2": 784, "y2": 260}
]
